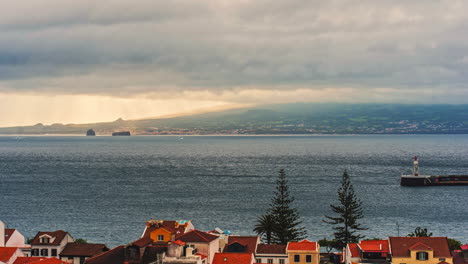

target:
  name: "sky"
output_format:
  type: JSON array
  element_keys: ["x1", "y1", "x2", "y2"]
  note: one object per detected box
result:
[{"x1": 1, "y1": 0, "x2": 468, "y2": 126}]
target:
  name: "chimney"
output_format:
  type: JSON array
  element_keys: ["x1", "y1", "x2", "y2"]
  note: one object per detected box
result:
[
  {"x1": 175, "y1": 222, "x2": 180, "y2": 228},
  {"x1": 186, "y1": 247, "x2": 194, "y2": 257}
]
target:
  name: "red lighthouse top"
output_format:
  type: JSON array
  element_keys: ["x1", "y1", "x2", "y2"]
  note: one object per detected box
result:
[{"x1": 414, "y1": 156, "x2": 418, "y2": 161}]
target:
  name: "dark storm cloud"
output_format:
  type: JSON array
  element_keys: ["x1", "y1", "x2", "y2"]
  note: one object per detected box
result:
[{"x1": 1, "y1": 0, "x2": 468, "y2": 101}]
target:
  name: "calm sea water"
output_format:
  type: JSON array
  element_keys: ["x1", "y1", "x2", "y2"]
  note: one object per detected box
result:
[{"x1": 0, "y1": 135, "x2": 467, "y2": 247}]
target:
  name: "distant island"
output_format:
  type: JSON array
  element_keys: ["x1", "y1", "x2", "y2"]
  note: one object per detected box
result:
[
  {"x1": 86, "y1": 129, "x2": 96, "y2": 136},
  {"x1": 1, "y1": 103, "x2": 468, "y2": 135}
]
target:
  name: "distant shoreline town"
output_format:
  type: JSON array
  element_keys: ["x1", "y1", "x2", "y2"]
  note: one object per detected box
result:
[{"x1": 1, "y1": 219, "x2": 467, "y2": 264}]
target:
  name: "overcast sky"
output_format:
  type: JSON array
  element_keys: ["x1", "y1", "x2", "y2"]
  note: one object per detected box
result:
[{"x1": 1, "y1": 0, "x2": 468, "y2": 126}]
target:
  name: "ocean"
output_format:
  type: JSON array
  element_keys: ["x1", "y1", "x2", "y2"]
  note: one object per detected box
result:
[{"x1": 0, "y1": 135, "x2": 467, "y2": 247}]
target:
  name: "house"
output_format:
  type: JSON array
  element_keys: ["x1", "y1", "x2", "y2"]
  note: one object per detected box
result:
[
  {"x1": 224, "y1": 237, "x2": 260, "y2": 254},
  {"x1": 142, "y1": 220, "x2": 195, "y2": 243},
  {"x1": 163, "y1": 240, "x2": 206, "y2": 264},
  {"x1": 59, "y1": 243, "x2": 108, "y2": 264},
  {"x1": 255, "y1": 244, "x2": 288, "y2": 264},
  {"x1": 212, "y1": 253, "x2": 254, "y2": 264},
  {"x1": 0, "y1": 247, "x2": 24, "y2": 264},
  {"x1": 286, "y1": 240, "x2": 320, "y2": 264},
  {"x1": 343, "y1": 240, "x2": 389, "y2": 264},
  {"x1": 388, "y1": 237, "x2": 453, "y2": 264},
  {"x1": 30, "y1": 231, "x2": 74, "y2": 258},
  {"x1": 1, "y1": 221, "x2": 30, "y2": 256},
  {"x1": 176, "y1": 230, "x2": 220, "y2": 264}
]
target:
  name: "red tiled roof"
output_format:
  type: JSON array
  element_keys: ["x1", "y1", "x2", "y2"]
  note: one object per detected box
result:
[
  {"x1": 348, "y1": 243, "x2": 360, "y2": 258},
  {"x1": 84, "y1": 245, "x2": 125, "y2": 264},
  {"x1": 14, "y1": 257, "x2": 46, "y2": 264},
  {"x1": 359, "y1": 240, "x2": 389, "y2": 252},
  {"x1": 256, "y1": 244, "x2": 286, "y2": 254},
  {"x1": 225, "y1": 236, "x2": 259, "y2": 254},
  {"x1": 0, "y1": 247, "x2": 18, "y2": 262},
  {"x1": 28, "y1": 259, "x2": 67, "y2": 264},
  {"x1": 460, "y1": 244, "x2": 468, "y2": 250},
  {"x1": 196, "y1": 253, "x2": 207, "y2": 259},
  {"x1": 132, "y1": 237, "x2": 153, "y2": 247},
  {"x1": 409, "y1": 242, "x2": 433, "y2": 251},
  {"x1": 31, "y1": 230, "x2": 69, "y2": 246},
  {"x1": 453, "y1": 250, "x2": 468, "y2": 264},
  {"x1": 287, "y1": 240, "x2": 318, "y2": 251},
  {"x1": 143, "y1": 221, "x2": 190, "y2": 239},
  {"x1": 60, "y1": 242, "x2": 108, "y2": 257},
  {"x1": 173, "y1": 240, "x2": 186, "y2": 246},
  {"x1": 5, "y1": 229, "x2": 16, "y2": 243},
  {"x1": 438, "y1": 261, "x2": 450, "y2": 264},
  {"x1": 389, "y1": 237, "x2": 451, "y2": 258},
  {"x1": 178, "y1": 230, "x2": 219, "y2": 243},
  {"x1": 213, "y1": 253, "x2": 253, "y2": 264}
]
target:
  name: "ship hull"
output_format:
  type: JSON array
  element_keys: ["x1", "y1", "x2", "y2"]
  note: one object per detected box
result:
[{"x1": 401, "y1": 175, "x2": 468, "y2": 186}]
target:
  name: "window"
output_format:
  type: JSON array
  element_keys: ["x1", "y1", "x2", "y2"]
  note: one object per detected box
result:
[
  {"x1": 439, "y1": 259, "x2": 446, "y2": 262},
  {"x1": 40, "y1": 249, "x2": 48, "y2": 256},
  {"x1": 158, "y1": 235, "x2": 164, "y2": 241},
  {"x1": 294, "y1": 255, "x2": 300, "y2": 263},
  {"x1": 51, "y1": 249, "x2": 57, "y2": 256},
  {"x1": 257, "y1": 259, "x2": 262, "y2": 263},
  {"x1": 40, "y1": 237, "x2": 50, "y2": 243},
  {"x1": 268, "y1": 259, "x2": 273, "y2": 264},
  {"x1": 32, "y1": 249, "x2": 39, "y2": 256},
  {"x1": 416, "y1": 252, "x2": 429, "y2": 261},
  {"x1": 306, "y1": 255, "x2": 312, "y2": 263},
  {"x1": 280, "y1": 259, "x2": 285, "y2": 264}
]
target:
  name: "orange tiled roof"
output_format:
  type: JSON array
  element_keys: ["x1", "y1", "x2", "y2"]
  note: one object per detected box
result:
[
  {"x1": 0, "y1": 247, "x2": 18, "y2": 262},
  {"x1": 28, "y1": 258, "x2": 67, "y2": 264},
  {"x1": 389, "y1": 237, "x2": 451, "y2": 258},
  {"x1": 359, "y1": 240, "x2": 389, "y2": 252},
  {"x1": 213, "y1": 253, "x2": 253, "y2": 264},
  {"x1": 287, "y1": 240, "x2": 317, "y2": 251},
  {"x1": 348, "y1": 243, "x2": 360, "y2": 258},
  {"x1": 14, "y1": 257, "x2": 46, "y2": 264}
]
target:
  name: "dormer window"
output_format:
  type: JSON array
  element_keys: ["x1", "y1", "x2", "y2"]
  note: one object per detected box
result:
[
  {"x1": 40, "y1": 237, "x2": 50, "y2": 243},
  {"x1": 416, "y1": 252, "x2": 429, "y2": 261},
  {"x1": 158, "y1": 235, "x2": 164, "y2": 241}
]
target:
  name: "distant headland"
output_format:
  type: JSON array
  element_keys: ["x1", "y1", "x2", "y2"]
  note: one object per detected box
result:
[{"x1": 1, "y1": 103, "x2": 468, "y2": 135}]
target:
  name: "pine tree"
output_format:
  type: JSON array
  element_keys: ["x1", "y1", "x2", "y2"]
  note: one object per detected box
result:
[
  {"x1": 324, "y1": 170, "x2": 366, "y2": 249},
  {"x1": 254, "y1": 169, "x2": 306, "y2": 244}
]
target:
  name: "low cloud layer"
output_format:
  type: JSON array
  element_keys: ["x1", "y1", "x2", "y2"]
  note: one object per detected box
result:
[{"x1": 1, "y1": 0, "x2": 468, "y2": 125}]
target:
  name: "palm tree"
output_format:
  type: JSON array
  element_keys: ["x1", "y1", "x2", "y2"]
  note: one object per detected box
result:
[{"x1": 254, "y1": 214, "x2": 275, "y2": 244}]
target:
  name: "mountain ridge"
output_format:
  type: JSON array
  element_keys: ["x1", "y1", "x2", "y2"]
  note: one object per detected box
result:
[{"x1": 1, "y1": 103, "x2": 468, "y2": 135}]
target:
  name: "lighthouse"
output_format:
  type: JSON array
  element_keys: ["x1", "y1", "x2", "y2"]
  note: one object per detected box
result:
[{"x1": 413, "y1": 156, "x2": 419, "y2": 176}]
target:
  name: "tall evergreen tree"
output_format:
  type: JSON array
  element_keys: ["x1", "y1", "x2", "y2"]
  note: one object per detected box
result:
[
  {"x1": 324, "y1": 170, "x2": 366, "y2": 249},
  {"x1": 254, "y1": 169, "x2": 306, "y2": 244}
]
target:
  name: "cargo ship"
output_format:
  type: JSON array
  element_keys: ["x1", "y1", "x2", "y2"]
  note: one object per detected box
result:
[{"x1": 400, "y1": 156, "x2": 468, "y2": 186}]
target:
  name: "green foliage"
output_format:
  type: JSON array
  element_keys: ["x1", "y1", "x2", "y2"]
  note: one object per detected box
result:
[
  {"x1": 253, "y1": 214, "x2": 275, "y2": 245},
  {"x1": 318, "y1": 238, "x2": 340, "y2": 252},
  {"x1": 74, "y1": 238, "x2": 88, "y2": 243},
  {"x1": 407, "y1": 227, "x2": 432, "y2": 237},
  {"x1": 324, "y1": 170, "x2": 366, "y2": 249},
  {"x1": 254, "y1": 169, "x2": 306, "y2": 245},
  {"x1": 447, "y1": 238, "x2": 462, "y2": 251},
  {"x1": 26, "y1": 237, "x2": 34, "y2": 244}
]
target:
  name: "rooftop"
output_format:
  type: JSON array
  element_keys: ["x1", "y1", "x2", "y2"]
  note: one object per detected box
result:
[
  {"x1": 256, "y1": 244, "x2": 287, "y2": 255},
  {"x1": 213, "y1": 253, "x2": 253, "y2": 264},
  {"x1": 60, "y1": 242, "x2": 108, "y2": 257},
  {"x1": 31, "y1": 230, "x2": 69, "y2": 246},
  {"x1": 178, "y1": 230, "x2": 219, "y2": 243},
  {"x1": 389, "y1": 237, "x2": 451, "y2": 258},
  {"x1": 0, "y1": 247, "x2": 18, "y2": 262},
  {"x1": 287, "y1": 240, "x2": 318, "y2": 251}
]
